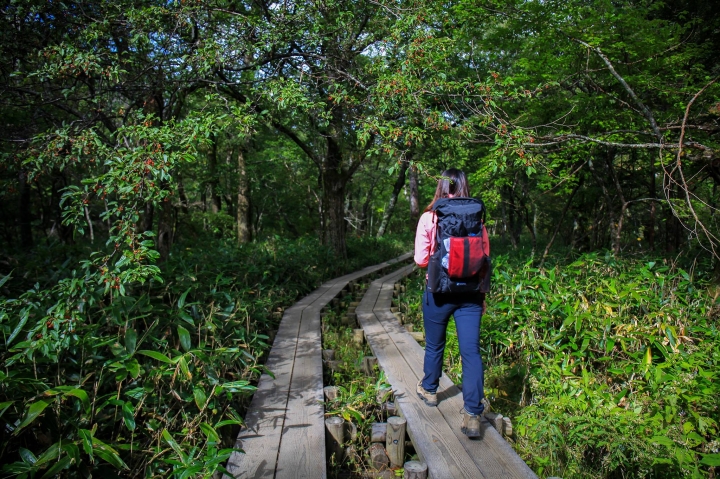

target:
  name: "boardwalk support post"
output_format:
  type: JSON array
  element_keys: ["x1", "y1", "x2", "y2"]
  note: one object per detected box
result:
[
  {"x1": 353, "y1": 329, "x2": 364, "y2": 344},
  {"x1": 369, "y1": 443, "x2": 390, "y2": 470},
  {"x1": 386, "y1": 416, "x2": 406, "y2": 467},
  {"x1": 371, "y1": 422, "x2": 387, "y2": 442},
  {"x1": 403, "y1": 460, "x2": 428, "y2": 479},
  {"x1": 323, "y1": 386, "x2": 340, "y2": 401},
  {"x1": 325, "y1": 416, "x2": 346, "y2": 462}
]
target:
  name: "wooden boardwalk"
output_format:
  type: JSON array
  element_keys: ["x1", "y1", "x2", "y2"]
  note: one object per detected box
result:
[
  {"x1": 224, "y1": 253, "x2": 413, "y2": 479},
  {"x1": 356, "y1": 265, "x2": 538, "y2": 479}
]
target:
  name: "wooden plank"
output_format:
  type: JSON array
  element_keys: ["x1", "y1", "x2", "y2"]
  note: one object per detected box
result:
[
  {"x1": 374, "y1": 309, "x2": 536, "y2": 478},
  {"x1": 225, "y1": 309, "x2": 304, "y2": 478},
  {"x1": 370, "y1": 274, "x2": 538, "y2": 478},
  {"x1": 227, "y1": 253, "x2": 412, "y2": 478},
  {"x1": 274, "y1": 305, "x2": 326, "y2": 478},
  {"x1": 272, "y1": 256, "x2": 412, "y2": 477},
  {"x1": 356, "y1": 309, "x2": 486, "y2": 478}
]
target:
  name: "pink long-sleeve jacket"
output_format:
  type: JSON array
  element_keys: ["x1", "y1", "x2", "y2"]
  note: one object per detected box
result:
[{"x1": 414, "y1": 211, "x2": 490, "y2": 268}]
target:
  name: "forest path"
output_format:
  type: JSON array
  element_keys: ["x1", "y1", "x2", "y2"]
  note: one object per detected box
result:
[
  {"x1": 224, "y1": 253, "x2": 413, "y2": 479},
  {"x1": 356, "y1": 265, "x2": 538, "y2": 478}
]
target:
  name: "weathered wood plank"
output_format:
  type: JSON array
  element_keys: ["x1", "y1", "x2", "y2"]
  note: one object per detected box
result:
[
  {"x1": 368, "y1": 270, "x2": 538, "y2": 479},
  {"x1": 374, "y1": 309, "x2": 537, "y2": 478},
  {"x1": 225, "y1": 309, "x2": 304, "y2": 478},
  {"x1": 226, "y1": 252, "x2": 412, "y2": 478},
  {"x1": 274, "y1": 305, "x2": 326, "y2": 478},
  {"x1": 356, "y1": 309, "x2": 486, "y2": 478},
  {"x1": 353, "y1": 265, "x2": 536, "y2": 479},
  {"x1": 227, "y1": 253, "x2": 412, "y2": 478}
]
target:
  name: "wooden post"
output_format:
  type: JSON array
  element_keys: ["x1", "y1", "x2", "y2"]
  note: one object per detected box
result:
[
  {"x1": 353, "y1": 329, "x2": 364, "y2": 344},
  {"x1": 369, "y1": 443, "x2": 390, "y2": 470},
  {"x1": 403, "y1": 461, "x2": 428, "y2": 479},
  {"x1": 362, "y1": 356, "x2": 378, "y2": 376},
  {"x1": 404, "y1": 324, "x2": 414, "y2": 333},
  {"x1": 383, "y1": 401, "x2": 397, "y2": 416},
  {"x1": 371, "y1": 423, "x2": 387, "y2": 443},
  {"x1": 390, "y1": 306, "x2": 399, "y2": 313},
  {"x1": 386, "y1": 416, "x2": 406, "y2": 467},
  {"x1": 323, "y1": 386, "x2": 339, "y2": 401},
  {"x1": 267, "y1": 330, "x2": 277, "y2": 343},
  {"x1": 376, "y1": 386, "x2": 392, "y2": 403},
  {"x1": 409, "y1": 331, "x2": 425, "y2": 342},
  {"x1": 502, "y1": 416, "x2": 513, "y2": 436},
  {"x1": 485, "y1": 412, "x2": 503, "y2": 432},
  {"x1": 322, "y1": 349, "x2": 335, "y2": 361},
  {"x1": 347, "y1": 421, "x2": 357, "y2": 441},
  {"x1": 326, "y1": 360, "x2": 341, "y2": 372},
  {"x1": 325, "y1": 417, "x2": 346, "y2": 462}
]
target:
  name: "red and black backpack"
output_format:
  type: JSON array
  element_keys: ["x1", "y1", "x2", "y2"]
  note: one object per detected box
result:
[{"x1": 427, "y1": 197, "x2": 491, "y2": 294}]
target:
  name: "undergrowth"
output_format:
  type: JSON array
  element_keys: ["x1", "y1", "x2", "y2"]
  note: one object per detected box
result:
[
  {"x1": 0, "y1": 235, "x2": 408, "y2": 478},
  {"x1": 397, "y1": 251, "x2": 720, "y2": 478}
]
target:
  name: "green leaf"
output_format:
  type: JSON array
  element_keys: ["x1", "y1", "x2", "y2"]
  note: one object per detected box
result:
[
  {"x1": 650, "y1": 436, "x2": 674, "y2": 446},
  {"x1": 200, "y1": 422, "x2": 219, "y2": 444},
  {"x1": 40, "y1": 455, "x2": 73, "y2": 478},
  {"x1": 193, "y1": 387, "x2": 207, "y2": 410},
  {"x1": 0, "y1": 400, "x2": 14, "y2": 419},
  {"x1": 79, "y1": 429, "x2": 94, "y2": 458},
  {"x1": 178, "y1": 356, "x2": 192, "y2": 380},
  {"x1": 15, "y1": 399, "x2": 51, "y2": 433},
  {"x1": 91, "y1": 437, "x2": 128, "y2": 469},
  {"x1": 0, "y1": 271, "x2": 12, "y2": 288},
  {"x1": 18, "y1": 447, "x2": 37, "y2": 464},
  {"x1": 178, "y1": 325, "x2": 192, "y2": 352},
  {"x1": 125, "y1": 358, "x2": 140, "y2": 379},
  {"x1": 137, "y1": 350, "x2": 172, "y2": 363},
  {"x1": 178, "y1": 310, "x2": 195, "y2": 326},
  {"x1": 122, "y1": 401, "x2": 136, "y2": 431},
  {"x1": 162, "y1": 429, "x2": 188, "y2": 465},
  {"x1": 700, "y1": 453, "x2": 720, "y2": 467},
  {"x1": 125, "y1": 328, "x2": 137, "y2": 353},
  {"x1": 64, "y1": 388, "x2": 91, "y2": 414},
  {"x1": 7, "y1": 308, "x2": 30, "y2": 347},
  {"x1": 178, "y1": 288, "x2": 191, "y2": 309},
  {"x1": 34, "y1": 442, "x2": 61, "y2": 466}
]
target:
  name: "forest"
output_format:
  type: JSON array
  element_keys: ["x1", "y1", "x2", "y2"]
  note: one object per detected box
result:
[{"x1": 0, "y1": 0, "x2": 718, "y2": 477}]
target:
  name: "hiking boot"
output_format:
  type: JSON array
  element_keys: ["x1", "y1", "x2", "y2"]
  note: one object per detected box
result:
[
  {"x1": 461, "y1": 408, "x2": 481, "y2": 438},
  {"x1": 416, "y1": 381, "x2": 437, "y2": 407}
]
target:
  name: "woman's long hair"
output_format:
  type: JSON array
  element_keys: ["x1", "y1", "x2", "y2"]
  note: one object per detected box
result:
[{"x1": 424, "y1": 168, "x2": 470, "y2": 212}]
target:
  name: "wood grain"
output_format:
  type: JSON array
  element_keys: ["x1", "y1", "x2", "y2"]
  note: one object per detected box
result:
[{"x1": 226, "y1": 253, "x2": 413, "y2": 478}]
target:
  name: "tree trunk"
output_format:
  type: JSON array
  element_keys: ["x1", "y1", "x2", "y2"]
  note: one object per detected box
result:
[
  {"x1": 236, "y1": 147, "x2": 251, "y2": 244},
  {"x1": 321, "y1": 169, "x2": 348, "y2": 259},
  {"x1": 409, "y1": 163, "x2": 420, "y2": 228},
  {"x1": 142, "y1": 201, "x2": 154, "y2": 233},
  {"x1": 377, "y1": 161, "x2": 409, "y2": 238},
  {"x1": 177, "y1": 175, "x2": 189, "y2": 215},
  {"x1": 19, "y1": 169, "x2": 33, "y2": 248},
  {"x1": 157, "y1": 192, "x2": 174, "y2": 261},
  {"x1": 208, "y1": 134, "x2": 221, "y2": 214}
]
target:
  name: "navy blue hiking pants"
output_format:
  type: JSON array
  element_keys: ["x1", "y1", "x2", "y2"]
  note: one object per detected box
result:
[{"x1": 421, "y1": 291, "x2": 485, "y2": 415}]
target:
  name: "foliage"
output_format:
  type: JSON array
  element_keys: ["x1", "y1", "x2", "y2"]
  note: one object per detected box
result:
[
  {"x1": 0, "y1": 235, "x2": 406, "y2": 477},
  {"x1": 399, "y1": 250, "x2": 720, "y2": 478}
]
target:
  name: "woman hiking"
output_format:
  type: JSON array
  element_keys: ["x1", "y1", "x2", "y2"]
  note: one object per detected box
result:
[{"x1": 413, "y1": 168, "x2": 491, "y2": 438}]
